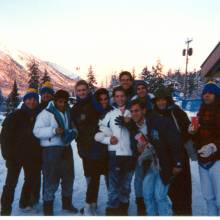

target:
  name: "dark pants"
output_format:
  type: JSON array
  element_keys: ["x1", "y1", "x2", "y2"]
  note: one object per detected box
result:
[
  {"x1": 42, "y1": 146, "x2": 74, "y2": 202},
  {"x1": 1, "y1": 159, "x2": 41, "y2": 215},
  {"x1": 107, "y1": 152, "x2": 134, "y2": 208},
  {"x1": 82, "y1": 157, "x2": 108, "y2": 204},
  {"x1": 168, "y1": 150, "x2": 192, "y2": 215}
]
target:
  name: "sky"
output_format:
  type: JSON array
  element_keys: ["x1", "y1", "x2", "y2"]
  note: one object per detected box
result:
[{"x1": 0, "y1": 0, "x2": 220, "y2": 85}]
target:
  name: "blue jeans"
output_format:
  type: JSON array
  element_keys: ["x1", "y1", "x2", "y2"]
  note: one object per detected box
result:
[
  {"x1": 107, "y1": 151, "x2": 134, "y2": 208},
  {"x1": 134, "y1": 162, "x2": 144, "y2": 198},
  {"x1": 42, "y1": 146, "x2": 74, "y2": 202},
  {"x1": 199, "y1": 160, "x2": 220, "y2": 216},
  {"x1": 143, "y1": 168, "x2": 172, "y2": 216}
]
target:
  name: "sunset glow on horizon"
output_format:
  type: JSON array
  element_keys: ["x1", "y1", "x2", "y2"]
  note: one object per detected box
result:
[{"x1": 0, "y1": 0, "x2": 220, "y2": 85}]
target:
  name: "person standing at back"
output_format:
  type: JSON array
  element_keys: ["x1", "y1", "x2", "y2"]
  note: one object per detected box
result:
[
  {"x1": 119, "y1": 71, "x2": 135, "y2": 103},
  {"x1": 39, "y1": 81, "x2": 55, "y2": 111}
]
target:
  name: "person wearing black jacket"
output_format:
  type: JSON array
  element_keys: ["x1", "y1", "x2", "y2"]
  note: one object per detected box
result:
[
  {"x1": 115, "y1": 99, "x2": 183, "y2": 216},
  {"x1": 0, "y1": 88, "x2": 41, "y2": 216},
  {"x1": 71, "y1": 81, "x2": 109, "y2": 215},
  {"x1": 153, "y1": 87, "x2": 192, "y2": 216}
]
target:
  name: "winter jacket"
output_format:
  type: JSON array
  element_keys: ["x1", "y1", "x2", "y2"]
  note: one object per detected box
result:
[
  {"x1": 1, "y1": 105, "x2": 41, "y2": 162},
  {"x1": 193, "y1": 100, "x2": 220, "y2": 164},
  {"x1": 33, "y1": 102, "x2": 76, "y2": 147},
  {"x1": 154, "y1": 104, "x2": 191, "y2": 143},
  {"x1": 122, "y1": 111, "x2": 183, "y2": 184},
  {"x1": 71, "y1": 94, "x2": 100, "y2": 158},
  {"x1": 95, "y1": 105, "x2": 132, "y2": 156}
]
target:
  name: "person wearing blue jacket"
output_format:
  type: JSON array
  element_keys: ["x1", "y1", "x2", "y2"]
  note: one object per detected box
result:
[{"x1": 115, "y1": 99, "x2": 183, "y2": 216}]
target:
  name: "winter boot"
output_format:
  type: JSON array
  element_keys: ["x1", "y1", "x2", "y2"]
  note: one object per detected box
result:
[
  {"x1": 62, "y1": 196, "x2": 78, "y2": 214},
  {"x1": 0, "y1": 208, "x2": 12, "y2": 216},
  {"x1": 106, "y1": 207, "x2": 119, "y2": 216},
  {"x1": 19, "y1": 197, "x2": 31, "y2": 210},
  {"x1": 118, "y1": 202, "x2": 129, "y2": 216},
  {"x1": 83, "y1": 203, "x2": 94, "y2": 216},
  {"x1": 136, "y1": 197, "x2": 146, "y2": 216},
  {"x1": 43, "y1": 200, "x2": 54, "y2": 216}
]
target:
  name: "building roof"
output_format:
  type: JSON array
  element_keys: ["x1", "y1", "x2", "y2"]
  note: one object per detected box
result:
[{"x1": 201, "y1": 42, "x2": 220, "y2": 77}]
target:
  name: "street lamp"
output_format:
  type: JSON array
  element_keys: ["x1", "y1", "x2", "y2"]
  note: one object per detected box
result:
[{"x1": 182, "y1": 38, "x2": 193, "y2": 98}]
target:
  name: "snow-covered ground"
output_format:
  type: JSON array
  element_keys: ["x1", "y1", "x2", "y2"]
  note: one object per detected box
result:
[{"x1": 0, "y1": 141, "x2": 207, "y2": 216}]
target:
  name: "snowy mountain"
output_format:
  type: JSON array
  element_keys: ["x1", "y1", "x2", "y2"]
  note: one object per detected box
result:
[
  {"x1": 0, "y1": 44, "x2": 79, "y2": 96},
  {"x1": 46, "y1": 62, "x2": 80, "y2": 80}
]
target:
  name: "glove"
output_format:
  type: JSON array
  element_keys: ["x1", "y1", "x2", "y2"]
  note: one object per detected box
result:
[
  {"x1": 115, "y1": 116, "x2": 126, "y2": 127},
  {"x1": 198, "y1": 143, "x2": 217, "y2": 158}
]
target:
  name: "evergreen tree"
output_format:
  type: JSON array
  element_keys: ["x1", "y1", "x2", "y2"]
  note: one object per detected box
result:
[
  {"x1": 6, "y1": 80, "x2": 20, "y2": 114},
  {"x1": 87, "y1": 65, "x2": 97, "y2": 93},
  {"x1": 140, "y1": 60, "x2": 165, "y2": 94},
  {"x1": 41, "y1": 69, "x2": 51, "y2": 85},
  {"x1": 140, "y1": 66, "x2": 151, "y2": 81},
  {"x1": 0, "y1": 89, "x2": 4, "y2": 105},
  {"x1": 28, "y1": 60, "x2": 40, "y2": 90}
]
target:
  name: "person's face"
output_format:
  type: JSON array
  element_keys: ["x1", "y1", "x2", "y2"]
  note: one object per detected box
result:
[
  {"x1": 203, "y1": 92, "x2": 215, "y2": 105},
  {"x1": 155, "y1": 98, "x2": 168, "y2": 110},
  {"x1": 75, "y1": 85, "x2": 89, "y2": 99},
  {"x1": 99, "y1": 94, "x2": 109, "y2": 109},
  {"x1": 130, "y1": 104, "x2": 146, "y2": 123},
  {"x1": 25, "y1": 97, "x2": 38, "y2": 110},
  {"x1": 120, "y1": 75, "x2": 133, "y2": 90},
  {"x1": 136, "y1": 85, "x2": 147, "y2": 98},
  {"x1": 114, "y1": 91, "x2": 127, "y2": 107},
  {"x1": 55, "y1": 98, "x2": 67, "y2": 113},
  {"x1": 41, "y1": 93, "x2": 53, "y2": 103}
]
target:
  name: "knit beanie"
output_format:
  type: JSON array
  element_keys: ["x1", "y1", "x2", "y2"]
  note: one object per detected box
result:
[
  {"x1": 23, "y1": 87, "x2": 39, "y2": 102},
  {"x1": 40, "y1": 81, "x2": 54, "y2": 96},
  {"x1": 202, "y1": 81, "x2": 220, "y2": 97}
]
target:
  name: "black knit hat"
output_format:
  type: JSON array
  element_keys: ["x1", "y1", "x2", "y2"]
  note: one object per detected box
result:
[{"x1": 54, "y1": 90, "x2": 70, "y2": 101}]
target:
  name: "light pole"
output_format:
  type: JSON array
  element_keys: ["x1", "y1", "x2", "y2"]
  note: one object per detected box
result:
[{"x1": 182, "y1": 38, "x2": 193, "y2": 98}]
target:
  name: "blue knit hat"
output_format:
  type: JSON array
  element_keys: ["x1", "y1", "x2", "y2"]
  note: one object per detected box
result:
[
  {"x1": 40, "y1": 81, "x2": 54, "y2": 95},
  {"x1": 202, "y1": 82, "x2": 220, "y2": 97},
  {"x1": 23, "y1": 87, "x2": 39, "y2": 102}
]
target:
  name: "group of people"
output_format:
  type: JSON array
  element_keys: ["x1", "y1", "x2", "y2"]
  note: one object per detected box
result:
[{"x1": 0, "y1": 71, "x2": 220, "y2": 216}]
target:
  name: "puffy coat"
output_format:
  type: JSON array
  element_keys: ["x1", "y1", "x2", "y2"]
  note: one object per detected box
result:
[
  {"x1": 96, "y1": 106, "x2": 132, "y2": 156},
  {"x1": 1, "y1": 107, "x2": 41, "y2": 162},
  {"x1": 33, "y1": 102, "x2": 75, "y2": 147}
]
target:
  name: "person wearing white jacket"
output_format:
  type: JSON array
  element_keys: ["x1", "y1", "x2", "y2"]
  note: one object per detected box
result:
[
  {"x1": 33, "y1": 90, "x2": 78, "y2": 216},
  {"x1": 95, "y1": 86, "x2": 134, "y2": 216}
]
